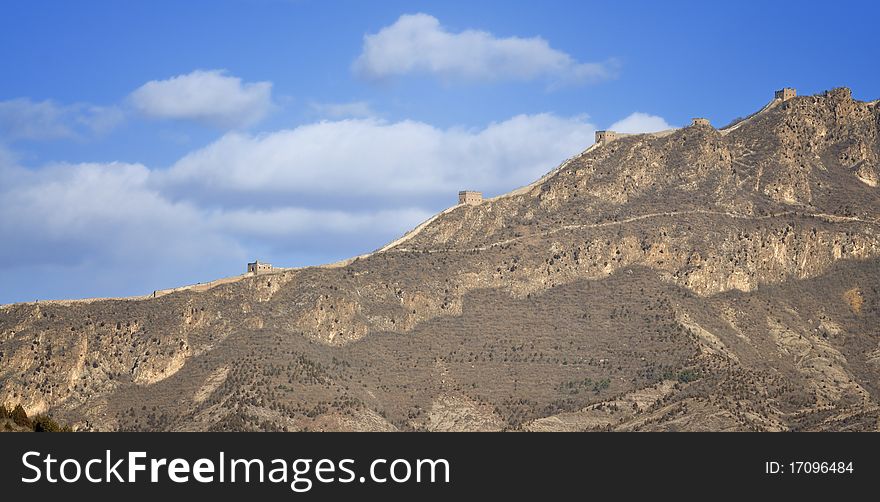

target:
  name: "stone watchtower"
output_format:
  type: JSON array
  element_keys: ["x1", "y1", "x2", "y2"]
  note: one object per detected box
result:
[
  {"x1": 775, "y1": 87, "x2": 797, "y2": 102},
  {"x1": 595, "y1": 130, "x2": 619, "y2": 144},
  {"x1": 691, "y1": 117, "x2": 711, "y2": 127},
  {"x1": 458, "y1": 191, "x2": 483, "y2": 205},
  {"x1": 247, "y1": 260, "x2": 273, "y2": 275}
]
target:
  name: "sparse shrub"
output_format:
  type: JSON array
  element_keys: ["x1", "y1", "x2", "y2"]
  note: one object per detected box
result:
[
  {"x1": 32, "y1": 415, "x2": 62, "y2": 432},
  {"x1": 677, "y1": 369, "x2": 701, "y2": 383},
  {"x1": 11, "y1": 404, "x2": 31, "y2": 428},
  {"x1": 557, "y1": 377, "x2": 611, "y2": 395},
  {"x1": 0, "y1": 404, "x2": 9, "y2": 419}
]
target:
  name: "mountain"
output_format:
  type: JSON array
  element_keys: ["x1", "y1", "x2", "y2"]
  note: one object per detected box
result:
[{"x1": 1, "y1": 87, "x2": 879, "y2": 431}]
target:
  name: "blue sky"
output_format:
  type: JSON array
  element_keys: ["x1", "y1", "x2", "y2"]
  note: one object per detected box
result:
[{"x1": 1, "y1": 0, "x2": 878, "y2": 303}]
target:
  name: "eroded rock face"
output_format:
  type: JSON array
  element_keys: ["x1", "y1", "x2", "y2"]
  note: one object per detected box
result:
[{"x1": 1, "y1": 88, "x2": 879, "y2": 431}]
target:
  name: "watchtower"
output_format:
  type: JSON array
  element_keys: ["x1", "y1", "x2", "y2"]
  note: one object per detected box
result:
[
  {"x1": 691, "y1": 117, "x2": 711, "y2": 127},
  {"x1": 595, "y1": 130, "x2": 619, "y2": 144},
  {"x1": 247, "y1": 260, "x2": 273, "y2": 275},
  {"x1": 458, "y1": 191, "x2": 483, "y2": 205},
  {"x1": 775, "y1": 88, "x2": 797, "y2": 102}
]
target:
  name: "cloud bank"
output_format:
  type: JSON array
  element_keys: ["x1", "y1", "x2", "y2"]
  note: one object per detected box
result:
[
  {"x1": 163, "y1": 113, "x2": 597, "y2": 203},
  {"x1": 0, "y1": 112, "x2": 603, "y2": 302}
]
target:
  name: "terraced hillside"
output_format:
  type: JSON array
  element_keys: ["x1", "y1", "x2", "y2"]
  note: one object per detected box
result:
[{"x1": 1, "y1": 87, "x2": 878, "y2": 431}]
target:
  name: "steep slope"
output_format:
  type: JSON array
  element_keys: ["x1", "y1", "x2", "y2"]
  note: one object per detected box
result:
[{"x1": 1, "y1": 88, "x2": 879, "y2": 431}]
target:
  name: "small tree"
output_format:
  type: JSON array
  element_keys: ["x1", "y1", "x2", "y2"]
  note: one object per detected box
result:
[
  {"x1": 11, "y1": 404, "x2": 31, "y2": 428},
  {"x1": 33, "y1": 415, "x2": 62, "y2": 432},
  {"x1": 0, "y1": 404, "x2": 9, "y2": 419}
]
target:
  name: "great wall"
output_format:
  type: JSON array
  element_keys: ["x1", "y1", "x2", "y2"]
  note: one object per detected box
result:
[{"x1": 1, "y1": 88, "x2": 804, "y2": 309}]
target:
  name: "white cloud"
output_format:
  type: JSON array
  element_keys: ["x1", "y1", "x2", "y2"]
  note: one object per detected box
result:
[
  {"x1": 0, "y1": 157, "x2": 246, "y2": 300},
  {"x1": 161, "y1": 113, "x2": 596, "y2": 201},
  {"x1": 310, "y1": 101, "x2": 375, "y2": 119},
  {"x1": 130, "y1": 70, "x2": 273, "y2": 128},
  {"x1": 0, "y1": 161, "x2": 234, "y2": 266},
  {"x1": 608, "y1": 112, "x2": 674, "y2": 134},
  {"x1": 353, "y1": 13, "x2": 617, "y2": 86},
  {"x1": 0, "y1": 98, "x2": 123, "y2": 141}
]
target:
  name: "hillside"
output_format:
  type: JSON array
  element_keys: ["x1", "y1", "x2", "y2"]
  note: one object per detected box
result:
[{"x1": 1, "y1": 87, "x2": 879, "y2": 431}]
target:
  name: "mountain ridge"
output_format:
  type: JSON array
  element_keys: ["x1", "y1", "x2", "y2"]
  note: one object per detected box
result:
[
  {"x1": 3, "y1": 87, "x2": 872, "y2": 307},
  {"x1": 1, "y1": 87, "x2": 879, "y2": 431}
]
